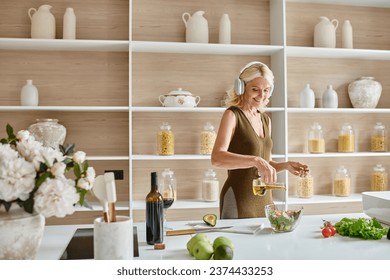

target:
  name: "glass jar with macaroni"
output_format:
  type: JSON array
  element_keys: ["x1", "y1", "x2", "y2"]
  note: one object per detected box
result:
[
  {"x1": 200, "y1": 122, "x2": 216, "y2": 155},
  {"x1": 296, "y1": 173, "x2": 314, "y2": 198},
  {"x1": 333, "y1": 166, "x2": 351, "y2": 196},
  {"x1": 338, "y1": 123, "x2": 355, "y2": 153},
  {"x1": 371, "y1": 164, "x2": 388, "y2": 191},
  {"x1": 157, "y1": 122, "x2": 175, "y2": 155},
  {"x1": 308, "y1": 122, "x2": 325, "y2": 153},
  {"x1": 371, "y1": 122, "x2": 387, "y2": 152}
]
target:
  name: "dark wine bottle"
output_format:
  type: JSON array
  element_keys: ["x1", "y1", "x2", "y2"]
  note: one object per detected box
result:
[{"x1": 146, "y1": 172, "x2": 164, "y2": 245}]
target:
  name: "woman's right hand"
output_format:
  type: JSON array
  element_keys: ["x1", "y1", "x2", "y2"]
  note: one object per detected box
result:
[{"x1": 254, "y1": 157, "x2": 276, "y2": 183}]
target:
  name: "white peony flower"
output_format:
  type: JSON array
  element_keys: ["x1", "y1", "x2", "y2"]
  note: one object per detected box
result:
[
  {"x1": 77, "y1": 177, "x2": 92, "y2": 190},
  {"x1": 86, "y1": 167, "x2": 96, "y2": 184},
  {"x1": 73, "y1": 151, "x2": 86, "y2": 164},
  {"x1": 0, "y1": 158, "x2": 36, "y2": 201},
  {"x1": 39, "y1": 146, "x2": 64, "y2": 167},
  {"x1": 16, "y1": 130, "x2": 32, "y2": 142},
  {"x1": 0, "y1": 144, "x2": 18, "y2": 161},
  {"x1": 51, "y1": 162, "x2": 66, "y2": 178},
  {"x1": 34, "y1": 178, "x2": 79, "y2": 218},
  {"x1": 16, "y1": 137, "x2": 42, "y2": 164}
]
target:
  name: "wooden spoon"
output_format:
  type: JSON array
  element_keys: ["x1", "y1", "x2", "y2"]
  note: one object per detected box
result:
[{"x1": 92, "y1": 175, "x2": 109, "y2": 222}]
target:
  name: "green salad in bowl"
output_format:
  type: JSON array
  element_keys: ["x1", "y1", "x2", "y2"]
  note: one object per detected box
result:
[{"x1": 265, "y1": 204, "x2": 303, "y2": 232}]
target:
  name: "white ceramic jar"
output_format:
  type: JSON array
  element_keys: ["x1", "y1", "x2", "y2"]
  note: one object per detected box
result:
[
  {"x1": 28, "y1": 119, "x2": 67, "y2": 150},
  {"x1": 63, "y1": 7, "x2": 76, "y2": 39},
  {"x1": 342, "y1": 20, "x2": 353, "y2": 49},
  {"x1": 299, "y1": 84, "x2": 315, "y2": 108},
  {"x1": 219, "y1": 14, "x2": 231, "y2": 44},
  {"x1": 314, "y1": 16, "x2": 338, "y2": 48},
  {"x1": 182, "y1": 11, "x2": 209, "y2": 43},
  {"x1": 348, "y1": 77, "x2": 382, "y2": 108},
  {"x1": 322, "y1": 84, "x2": 338, "y2": 108},
  {"x1": 159, "y1": 88, "x2": 200, "y2": 107},
  {"x1": 28, "y1": 5, "x2": 56, "y2": 39},
  {"x1": 20, "y1": 80, "x2": 39, "y2": 106}
]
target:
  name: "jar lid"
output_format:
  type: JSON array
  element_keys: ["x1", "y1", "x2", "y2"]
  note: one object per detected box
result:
[
  {"x1": 166, "y1": 88, "x2": 192, "y2": 96},
  {"x1": 160, "y1": 122, "x2": 171, "y2": 130},
  {"x1": 311, "y1": 122, "x2": 322, "y2": 129},
  {"x1": 335, "y1": 165, "x2": 350, "y2": 176},
  {"x1": 203, "y1": 122, "x2": 215, "y2": 131},
  {"x1": 373, "y1": 164, "x2": 386, "y2": 172},
  {"x1": 204, "y1": 168, "x2": 216, "y2": 177},
  {"x1": 162, "y1": 168, "x2": 174, "y2": 176},
  {"x1": 374, "y1": 122, "x2": 385, "y2": 129}
]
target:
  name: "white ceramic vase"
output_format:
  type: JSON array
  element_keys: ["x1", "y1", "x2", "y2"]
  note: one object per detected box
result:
[
  {"x1": 28, "y1": 4, "x2": 56, "y2": 39},
  {"x1": 322, "y1": 84, "x2": 338, "y2": 108},
  {"x1": 219, "y1": 14, "x2": 231, "y2": 44},
  {"x1": 182, "y1": 11, "x2": 209, "y2": 43},
  {"x1": 342, "y1": 20, "x2": 353, "y2": 49},
  {"x1": 63, "y1": 7, "x2": 76, "y2": 39},
  {"x1": 0, "y1": 206, "x2": 45, "y2": 260},
  {"x1": 28, "y1": 118, "x2": 67, "y2": 150},
  {"x1": 299, "y1": 84, "x2": 315, "y2": 108},
  {"x1": 314, "y1": 16, "x2": 338, "y2": 48},
  {"x1": 348, "y1": 77, "x2": 382, "y2": 108},
  {"x1": 20, "y1": 79, "x2": 39, "y2": 106}
]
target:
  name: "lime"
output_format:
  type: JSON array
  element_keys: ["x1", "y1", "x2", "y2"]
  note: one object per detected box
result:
[
  {"x1": 203, "y1": 214, "x2": 217, "y2": 227},
  {"x1": 213, "y1": 244, "x2": 234, "y2": 260}
]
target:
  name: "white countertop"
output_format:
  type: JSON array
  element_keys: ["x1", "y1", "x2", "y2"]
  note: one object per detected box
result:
[{"x1": 37, "y1": 213, "x2": 390, "y2": 260}]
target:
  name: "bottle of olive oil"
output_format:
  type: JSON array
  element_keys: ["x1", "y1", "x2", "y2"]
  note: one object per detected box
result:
[{"x1": 146, "y1": 172, "x2": 164, "y2": 245}]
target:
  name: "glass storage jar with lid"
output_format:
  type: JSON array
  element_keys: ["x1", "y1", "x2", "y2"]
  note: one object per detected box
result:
[
  {"x1": 308, "y1": 122, "x2": 325, "y2": 153},
  {"x1": 333, "y1": 166, "x2": 351, "y2": 196},
  {"x1": 200, "y1": 122, "x2": 217, "y2": 155},
  {"x1": 202, "y1": 169, "x2": 219, "y2": 202},
  {"x1": 157, "y1": 122, "x2": 174, "y2": 155},
  {"x1": 296, "y1": 173, "x2": 314, "y2": 198},
  {"x1": 371, "y1": 164, "x2": 388, "y2": 191},
  {"x1": 371, "y1": 122, "x2": 387, "y2": 152},
  {"x1": 338, "y1": 123, "x2": 355, "y2": 153},
  {"x1": 161, "y1": 168, "x2": 177, "y2": 200}
]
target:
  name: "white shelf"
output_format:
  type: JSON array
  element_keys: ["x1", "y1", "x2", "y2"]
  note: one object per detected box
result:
[
  {"x1": 132, "y1": 154, "x2": 286, "y2": 160},
  {"x1": 132, "y1": 41, "x2": 283, "y2": 55},
  {"x1": 286, "y1": 46, "x2": 390, "y2": 61},
  {"x1": 76, "y1": 201, "x2": 130, "y2": 212},
  {"x1": 0, "y1": 106, "x2": 129, "y2": 112},
  {"x1": 86, "y1": 156, "x2": 129, "y2": 161},
  {"x1": 288, "y1": 152, "x2": 390, "y2": 158},
  {"x1": 288, "y1": 108, "x2": 390, "y2": 114},
  {"x1": 132, "y1": 106, "x2": 284, "y2": 113},
  {"x1": 288, "y1": 193, "x2": 362, "y2": 205},
  {"x1": 287, "y1": 0, "x2": 390, "y2": 8},
  {"x1": 132, "y1": 199, "x2": 219, "y2": 210},
  {"x1": 0, "y1": 38, "x2": 129, "y2": 52}
]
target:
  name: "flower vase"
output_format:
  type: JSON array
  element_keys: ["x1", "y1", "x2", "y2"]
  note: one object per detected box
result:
[
  {"x1": 0, "y1": 206, "x2": 45, "y2": 260},
  {"x1": 28, "y1": 118, "x2": 67, "y2": 150}
]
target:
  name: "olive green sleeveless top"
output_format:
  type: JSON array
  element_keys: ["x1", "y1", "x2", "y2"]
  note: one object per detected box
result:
[{"x1": 220, "y1": 106, "x2": 273, "y2": 219}]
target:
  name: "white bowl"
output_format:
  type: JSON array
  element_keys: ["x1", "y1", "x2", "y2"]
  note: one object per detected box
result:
[{"x1": 362, "y1": 191, "x2": 390, "y2": 225}]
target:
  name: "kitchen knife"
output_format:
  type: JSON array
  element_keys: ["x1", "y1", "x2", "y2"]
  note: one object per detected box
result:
[{"x1": 166, "y1": 226, "x2": 233, "y2": 236}]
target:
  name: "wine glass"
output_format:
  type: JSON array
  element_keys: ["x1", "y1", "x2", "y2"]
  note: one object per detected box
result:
[{"x1": 160, "y1": 182, "x2": 175, "y2": 230}]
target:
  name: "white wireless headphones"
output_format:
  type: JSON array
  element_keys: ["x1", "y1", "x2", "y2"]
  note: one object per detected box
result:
[{"x1": 234, "y1": 61, "x2": 274, "y2": 96}]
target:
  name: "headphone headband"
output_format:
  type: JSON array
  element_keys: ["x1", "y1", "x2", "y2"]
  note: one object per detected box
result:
[{"x1": 234, "y1": 61, "x2": 274, "y2": 96}]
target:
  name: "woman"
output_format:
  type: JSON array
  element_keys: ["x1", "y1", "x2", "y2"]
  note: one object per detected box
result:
[{"x1": 211, "y1": 61, "x2": 309, "y2": 219}]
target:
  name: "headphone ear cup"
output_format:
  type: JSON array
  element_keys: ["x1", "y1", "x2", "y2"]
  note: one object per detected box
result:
[{"x1": 234, "y1": 78, "x2": 245, "y2": 95}]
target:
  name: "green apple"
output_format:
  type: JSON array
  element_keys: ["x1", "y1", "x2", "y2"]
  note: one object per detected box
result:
[
  {"x1": 212, "y1": 236, "x2": 234, "y2": 251},
  {"x1": 192, "y1": 240, "x2": 214, "y2": 260},
  {"x1": 186, "y1": 233, "x2": 210, "y2": 256}
]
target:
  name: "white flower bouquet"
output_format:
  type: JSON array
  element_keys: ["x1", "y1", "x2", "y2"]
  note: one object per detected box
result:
[{"x1": 0, "y1": 124, "x2": 96, "y2": 218}]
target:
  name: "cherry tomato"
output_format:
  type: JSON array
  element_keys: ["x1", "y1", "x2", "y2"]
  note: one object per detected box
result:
[
  {"x1": 329, "y1": 226, "x2": 336, "y2": 236},
  {"x1": 322, "y1": 227, "x2": 332, "y2": 238}
]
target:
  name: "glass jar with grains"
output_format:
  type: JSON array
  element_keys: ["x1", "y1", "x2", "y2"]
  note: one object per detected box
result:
[
  {"x1": 202, "y1": 169, "x2": 220, "y2": 202},
  {"x1": 161, "y1": 168, "x2": 177, "y2": 200},
  {"x1": 338, "y1": 123, "x2": 355, "y2": 153},
  {"x1": 371, "y1": 164, "x2": 388, "y2": 191},
  {"x1": 371, "y1": 122, "x2": 387, "y2": 152},
  {"x1": 296, "y1": 173, "x2": 314, "y2": 198},
  {"x1": 200, "y1": 122, "x2": 217, "y2": 155},
  {"x1": 308, "y1": 122, "x2": 325, "y2": 153},
  {"x1": 157, "y1": 122, "x2": 174, "y2": 155},
  {"x1": 333, "y1": 166, "x2": 351, "y2": 196}
]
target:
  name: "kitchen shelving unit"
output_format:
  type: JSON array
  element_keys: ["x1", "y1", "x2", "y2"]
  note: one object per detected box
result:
[{"x1": 0, "y1": 0, "x2": 389, "y2": 224}]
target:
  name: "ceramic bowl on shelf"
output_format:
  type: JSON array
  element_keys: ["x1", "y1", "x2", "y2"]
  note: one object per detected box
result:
[
  {"x1": 264, "y1": 204, "x2": 303, "y2": 233},
  {"x1": 159, "y1": 88, "x2": 200, "y2": 107},
  {"x1": 362, "y1": 191, "x2": 390, "y2": 225}
]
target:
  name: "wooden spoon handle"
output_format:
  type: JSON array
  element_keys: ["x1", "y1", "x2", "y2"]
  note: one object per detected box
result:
[{"x1": 166, "y1": 228, "x2": 196, "y2": 236}]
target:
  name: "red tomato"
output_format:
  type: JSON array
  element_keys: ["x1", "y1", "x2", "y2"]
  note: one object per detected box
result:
[
  {"x1": 322, "y1": 227, "x2": 332, "y2": 238},
  {"x1": 329, "y1": 226, "x2": 336, "y2": 236}
]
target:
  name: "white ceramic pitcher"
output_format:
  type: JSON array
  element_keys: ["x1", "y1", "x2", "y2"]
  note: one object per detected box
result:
[
  {"x1": 182, "y1": 11, "x2": 209, "y2": 43},
  {"x1": 314, "y1": 16, "x2": 338, "y2": 48},
  {"x1": 28, "y1": 5, "x2": 56, "y2": 39}
]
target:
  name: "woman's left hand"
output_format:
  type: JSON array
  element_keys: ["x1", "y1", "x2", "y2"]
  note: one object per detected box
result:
[{"x1": 287, "y1": 161, "x2": 310, "y2": 177}]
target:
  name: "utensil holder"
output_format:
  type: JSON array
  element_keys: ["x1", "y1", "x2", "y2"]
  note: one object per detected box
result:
[{"x1": 94, "y1": 216, "x2": 133, "y2": 259}]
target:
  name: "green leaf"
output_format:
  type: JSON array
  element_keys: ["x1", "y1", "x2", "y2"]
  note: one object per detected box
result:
[
  {"x1": 23, "y1": 197, "x2": 34, "y2": 214},
  {"x1": 83, "y1": 160, "x2": 89, "y2": 172},
  {"x1": 36, "y1": 172, "x2": 52, "y2": 188},
  {"x1": 6, "y1": 123, "x2": 15, "y2": 138},
  {"x1": 74, "y1": 163, "x2": 81, "y2": 178}
]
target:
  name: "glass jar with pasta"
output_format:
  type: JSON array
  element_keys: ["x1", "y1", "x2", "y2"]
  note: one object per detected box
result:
[
  {"x1": 200, "y1": 122, "x2": 216, "y2": 155},
  {"x1": 157, "y1": 122, "x2": 174, "y2": 155},
  {"x1": 371, "y1": 164, "x2": 388, "y2": 191},
  {"x1": 308, "y1": 122, "x2": 325, "y2": 153},
  {"x1": 333, "y1": 166, "x2": 351, "y2": 196},
  {"x1": 296, "y1": 173, "x2": 314, "y2": 198},
  {"x1": 371, "y1": 122, "x2": 387, "y2": 152},
  {"x1": 338, "y1": 123, "x2": 355, "y2": 153}
]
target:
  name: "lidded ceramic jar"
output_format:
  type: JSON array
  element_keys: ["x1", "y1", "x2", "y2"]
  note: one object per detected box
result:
[
  {"x1": 338, "y1": 123, "x2": 355, "y2": 153},
  {"x1": 371, "y1": 164, "x2": 388, "y2": 191},
  {"x1": 158, "y1": 88, "x2": 200, "y2": 107},
  {"x1": 157, "y1": 122, "x2": 174, "y2": 155},
  {"x1": 200, "y1": 122, "x2": 216, "y2": 155},
  {"x1": 333, "y1": 166, "x2": 351, "y2": 197},
  {"x1": 161, "y1": 168, "x2": 177, "y2": 200},
  {"x1": 28, "y1": 119, "x2": 66, "y2": 150},
  {"x1": 202, "y1": 169, "x2": 219, "y2": 202},
  {"x1": 308, "y1": 122, "x2": 325, "y2": 153},
  {"x1": 348, "y1": 77, "x2": 382, "y2": 108},
  {"x1": 371, "y1": 122, "x2": 387, "y2": 152}
]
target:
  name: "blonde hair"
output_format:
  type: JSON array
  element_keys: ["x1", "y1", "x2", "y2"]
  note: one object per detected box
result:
[{"x1": 225, "y1": 62, "x2": 274, "y2": 108}]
